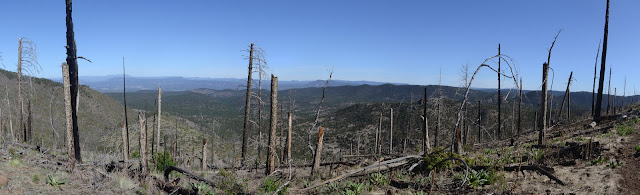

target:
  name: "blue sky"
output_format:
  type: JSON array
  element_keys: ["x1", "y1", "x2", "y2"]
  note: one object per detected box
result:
[{"x1": 0, "y1": 0, "x2": 638, "y2": 93}]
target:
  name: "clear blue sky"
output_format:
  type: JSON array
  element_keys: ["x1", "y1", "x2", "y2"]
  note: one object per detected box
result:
[{"x1": 0, "y1": 1, "x2": 638, "y2": 93}]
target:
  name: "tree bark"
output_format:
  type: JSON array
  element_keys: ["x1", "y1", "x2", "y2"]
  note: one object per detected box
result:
[
  {"x1": 389, "y1": 108, "x2": 393, "y2": 154},
  {"x1": 280, "y1": 104, "x2": 285, "y2": 163},
  {"x1": 62, "y1": 63, "x2": 78, "y2": 169},
  {"x1": 156, "y1": 87, "x2": 162, "y2": 155},
  {"x1": 285, "y1": 112, "x2": 292, "y2": 162},
  {"x1": 518, "y1": 78, "x2": 522, "y2": 135},
  {"x1": 266, "y1": 74, "x2": 277, "y2": 175},
  {"x1": 242, "y1": 43, "x2": 254, "y2": 167},
  {"x1": 539, "y1": 63, "x2": 549, "y2": 145},
  {"x1": 138, "y1": 111, "x2": 148, "y2": 176},
  {"x1": 592, "y1": 41, "x2": 601, "y2": 117},
  {"x1": 595, "y1": 0, "x2": 610, "y2": 119},
  {"x1": 18, "y1": 38, "x2": 24, "y2": 143},
  {"x1": 422, "y1": 87, "x2": 431, "y2": 153},
  {"x1": 121, "y1": 122, "x2": 128, "y2": 162},
  {"x1": 27, "y1": 100, "x2": 32, "y2": 143},
  {"x1": 557, "y1": 72, "x2": 573, "y2": 120},
  {"x1": 311, "y1": 127, "x2": 324, "y2": 178},
  {"x1": 607, "y1": 67, "x2": 612, "y2": 114},
  {"x1": 497, "y1": 44, "x2": 501, "y2": 139},
  {"x1": 202, "y1": 138, "x2": 207, "y2": 171},
  {"x1": 477, "y1": 101, "x2": 481, "y2": 143},
  {"x1": 377, "y1": 112, "x2": 382, "y2": 155}
]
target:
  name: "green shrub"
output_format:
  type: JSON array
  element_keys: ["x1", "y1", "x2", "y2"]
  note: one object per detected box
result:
[
  {"x1": 422, "y1": 148, "x2": 462, "y2": 171},
  {"x1": 154, "y1": 152, "x2": 177, "y2": 172},
  {"x1": 590, "y1": 156, "x2": 607, "y2": 166},
  {"x1": 46, "y1": 174, "x2": 66, "y2": 189},
  {"x1": 191, "y1": 182, "x2": 215, "y2": 195},
  {"x1": 259, "y1": 177, "x2": 280, "y2": 193},
  {"x1": 342, "y1": 181, "x2": 365, "y2": 195},
  {"x1": 132, "y1": 151, "x2": 140, "y2": 159},
  {"x1": 529, "y1": 148, "x2": 545, "y2": 162},
  {"x1": 467, "y1": 169, "x2": 489, "y2": 188},
  {"x1": 635, "y1": 144, "x2": 640, "y2": 154},
  {"x1": 369, "y1": 173, "x2": 389, "y2": 186},
  {"x1": 606, "y1": 160, "x2": 623, "y2": 169},
  {"x1": 616, "y1": 124, "x2": 634, "y2": 136},
  {"x1": 32, "y1": 174, "x2": 40, "y2": 183}
]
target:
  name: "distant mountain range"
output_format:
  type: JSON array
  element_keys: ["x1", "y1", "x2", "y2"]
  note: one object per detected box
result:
[{"x1": 53, "y1": 75, "x2": 403, "y2": 92}]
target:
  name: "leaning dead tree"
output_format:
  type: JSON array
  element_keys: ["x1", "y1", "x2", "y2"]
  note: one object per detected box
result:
[
  {"x1": 266, "y1": 74, "x2": 278, "y2": 175},
  {"x1": 557, "y1": 71, "x2": 573, "y2": 121},
  {"x1": 306, "y1": 71, "x2": 332, "y2": 158},
  {"x1": 452, "y1": 49, "x2": 518, "y2": 153},
  {"x1": 17, "y1": 38, "x2": 40, "y2": 143},
  {"x1": 539, "y1": 31, "x2": 561, "y2": 145},
  {"x1": 64, "y1": 0, "x2": 82, "y2": 167},
  {"x1": 595, "y1": 0, "x2": 610, "y2": 119},
  {"x1": 122, "y1": 57, "x2": 130, "y2": 158},
  {"x1": 591, "y1": 41, "x2": 601, "y2": 117}
]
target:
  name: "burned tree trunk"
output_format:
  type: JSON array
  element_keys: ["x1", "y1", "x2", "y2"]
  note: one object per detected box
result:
[
  {"x1": 592, "y1": 41, "x2": 601, "y2": 117},
  {"x1": 568, "y1": 88, "x2": 571, "y2": 120},
  {"x1": 242, "y1": 44, "x2": 254, "y2": 167},
  {"x1": 62, "y1": 63, "x2": 78, "y2": 169},
  {"x1": 595, "y1": 0, "x2": 610, "y2": 119},
  {"x1": 497, "y1": 44, "x2": 501, "y2": 139},
  {"x1": 156, "y1": 87, "x2": 162, "y2": 155},
  {"x1": 389, "y1": 108, "x2": 393, "y2": 154},
  {"x1": 27, "y1": 100, "x2": 32, "y2": 143},
  {"x1": 266, "y1": 74, "x2": 278, "y2": 175},
  {"x1": 607, "y1": 68, "x2": 612, "y2": 115},
  {"x1": 202, "y1": 138, "x2": 207, "y2": 170},
  {"x1": 477, "y1": 101, "x2": 481, "y2": 143},
  {"x1": 284, "y1": 112, "x2": 292, "y2": 162},
  {"x1": 122, "y1": 58, "x2": 130, "y2": 157},
  {"x1": 377, "y1": 112, "x2": 382, "y2": 155},
  {"x1": 557, "y1": 72, "x2": 573, "y2": 119},
  {"x1": 436, "y1": 103, "x2": 440, "y2": 147},
  {"x1": 139, "y1": 111, "x2": 148, "y2": 176},
  {"x1": 422, "y1": 87, "x2": 431, "y2": 153},
  {"x1": 311, "y1": 127, "x2": 325, "y2": 178},
  {"x1": 518, "y1": 78, "x2": 522, "y2": 135},
  {"x1": 280, "y1": 104, "x2": 285, "y2": 163},
  {"x1": 18, "y1": 38, "x2": 24, "y2": 143},
  {"x1": 121, "y1": 122, "x2": 128, "y2": 161},
  {"x1": 539, "y1": 63, "x2": 549, "y2": 145}
]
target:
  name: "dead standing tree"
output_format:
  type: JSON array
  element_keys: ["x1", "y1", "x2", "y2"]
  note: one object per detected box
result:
[
  {"x1": 453, "y1": 51, "x2": 519, "y2": 153},
  {"x1": 591, "y1": 41, "x2": 601, "y2": 117},
  {"x1": 138, "y1": 111, "x2": 148, "y2": 177},
  {"x1": 266, "y1": 74, "x2": 278, "y2": 175},
  {"x1": 64, "y1": 0, "x2": 82, "y2": 168},
  {"x1": 307, "y1": 72, "x2": 332, "y2": 160},
  {"x1": 595, "y1": 0, "x2": 610, "y2": 119},
  {"x1": 122, "y1": 57, "x2": 130, "y2": 159},
  {"x1": 242, "y1": 43, "x2": 254, "y2": 167},
  {"x1": 422, "y1": 87, "x2": 431, "y2": 153},
  {"x1": 17, "y1": 38, "x2": 40, "y2": 143},
  {"x1": 156, "y1": 87, "x2": 162, "y2": 155},
  {"x1": 539, "y1": 31, "x2": 561, "y2": 145},
  {"x1": 557, "y1": 72, "x2": 573, "y2": 121}
]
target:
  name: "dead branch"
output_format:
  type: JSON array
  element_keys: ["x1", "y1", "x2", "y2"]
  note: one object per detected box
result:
[{"x1": 307, "y1": 70, "x2": 333, "y2": 157}]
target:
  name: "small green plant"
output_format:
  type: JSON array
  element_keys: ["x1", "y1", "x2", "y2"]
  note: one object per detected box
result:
[
  {"x1": 32, "y1": 174, "x2": 40, "y2": 183},
  {"x1": 463, "y1": 144, "x2": 472, "y2": 151},
  {"x1": 369, "y1": 173, "x2": 389, "y2": 186},
  {"x1": 191, "y1": 182, "x2": 215, "y2": 195},
  {"x1": 9, "y1": 159, "x2": 22, "y2": 168},
  {"x1": 342, "y1": 181, "x2": 365, "y2": 195},
  {"x1": 616, "y1": 124, "x2": 634, "y2": 136},
  {"x1": 131, "y1": 151, "x2": 140, "y2": 159},
  {"x1": 117, "y1": 176, "x2": 135, "y2": 190},
  {"x1": 590, "y1": 156, "x2": 607, "y2": 166},
  {"x1": 635, "y1": 144, "x2": 640, "y2": 154},
  {"x1": 259, "y1": 177, "x2": 280, "y2": 193},
  {"x1": 154, "y1": 152, "x2": 177, "y2": 172},
  {"x1": 606, "y1": 160, "x2": 623, "y2": 169},
  {"x1": 467, "y1": 169, "x2": 490, "y2": 188},
  {"x1": 46, "y1": 174, "x2": 66, "y2": 189},
  {"x1": 529, "y1": 148, "x2": 546, "y2": 162},
  {"x1": 422, "y1": 148, "x2": 462, "y2": 171}
]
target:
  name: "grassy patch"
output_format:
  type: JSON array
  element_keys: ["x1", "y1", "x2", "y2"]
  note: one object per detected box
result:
[
  {"x1": 616, "y1": 123, "x2": 634, "y2": 136},
  {"x1": 46, "y1": 174, "x2": 66, "y2": 189},
  {"x1": 191, "y1": 182, "x2": 215, "y2": 195},
  {"x1": 117, "y1": 176, "x2": 135, "y2": 190}
]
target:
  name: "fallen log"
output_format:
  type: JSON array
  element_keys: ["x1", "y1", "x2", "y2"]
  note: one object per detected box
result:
[
  {"x1": 293, "y1": 155, "x2": 422, "y2": 191},
  {"x1": 465, "y1": 165, "x2": 564, "y2": 185},
  {"x1": 164, "y1": 166, "x2": 216, "y2": 188}
]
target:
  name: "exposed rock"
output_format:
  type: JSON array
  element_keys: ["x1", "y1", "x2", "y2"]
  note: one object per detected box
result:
[
  {"x1": 589, "y1": 121, "x2": 597, "y2": 128},
  {"x1": 0, "y1": 175, "x2": 9, "y2": 187}
]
